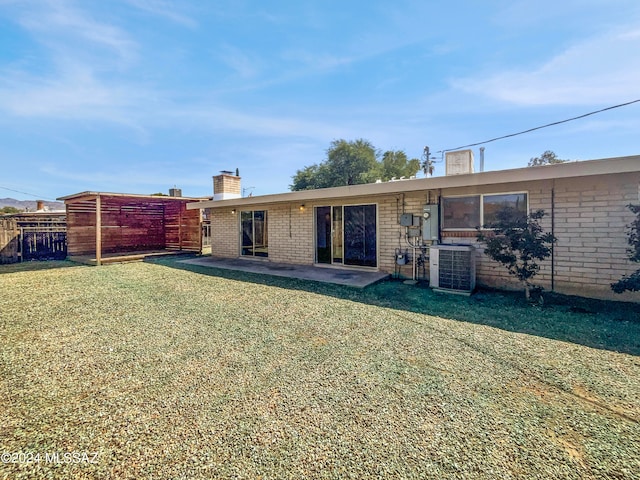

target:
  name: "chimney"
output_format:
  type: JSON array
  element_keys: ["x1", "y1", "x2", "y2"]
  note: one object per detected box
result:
[
  {"x1": 36, "y1": 200, "x2": 45, "y2": 211},
  {"x1": 213, "y1": 170, "x2": 241, "y2": 201},
  {"x1": 169, "y1": 188, "x2": 182, "y2": 197}
]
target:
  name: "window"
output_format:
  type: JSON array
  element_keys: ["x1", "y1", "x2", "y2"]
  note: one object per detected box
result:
[
  {"x1": 442, "y1": 196, "x2": 480, "y2": 229},
  {"x1": 483, "y1": 193, "x2": 527, "y2": 225},
  {"x1": 241, "y1": 210, "x2": 268, "y2": 257},
  {"x1": 442, "y1": 193, "x2": 528, "y2": 230}
]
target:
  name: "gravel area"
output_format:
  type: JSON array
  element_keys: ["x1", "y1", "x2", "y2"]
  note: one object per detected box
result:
[{"x1": 1, "y1": 259, "x2": 639, "y2": 479}]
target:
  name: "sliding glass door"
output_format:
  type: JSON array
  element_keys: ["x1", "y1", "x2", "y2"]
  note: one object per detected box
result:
[
  {"x1": 315, "y1": 204, "x2": 376, "y2": 267},
  {"x1": 241, "y1": 210, "x2": 268, "y2": 257},
  {"x1": 344, "y1": 204, "x2": 377, "y2": 267}
]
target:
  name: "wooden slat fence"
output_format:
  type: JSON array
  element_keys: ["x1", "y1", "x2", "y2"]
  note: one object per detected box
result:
[
  {"x1": 21, "y1": 227, "x2": 67, "y2": 261},
  {"x1": 0, "y1": 219, "x2": 67, "y2": 264},
  {"x1": 0, "y1": 218, "x2": 19, "y2": 264}
]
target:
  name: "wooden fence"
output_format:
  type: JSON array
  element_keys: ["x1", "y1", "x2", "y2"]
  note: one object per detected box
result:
[
  {"x1": 21, "y1": 228, "x2": 67, "y2": 261},
  {"x1": 0, "y1": 219, "x2": 67, "y2": 264},
  {"x1": 0, "y1": 218, "x2": 19, "y2": 264}
]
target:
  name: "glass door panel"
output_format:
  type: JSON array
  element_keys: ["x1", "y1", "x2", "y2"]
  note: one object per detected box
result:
[
  {"x1": 344, "y1": 205, "x2": 377, "y2": 267},
  {"x1": 315, "y1": 206, "x2": 331, "y2": 263},
  {"x1": 332, "y1": 206, "x2": 343, "y2": 264},
  {"x1": 241, "y1": 210, "x2": 268, "y2": 257},
  {"x1": 253, "y1": 210, "x2": 268, "y2": 257},
  {"x1": 241, "y1": 211, "x2": 253, "y2": 256}
]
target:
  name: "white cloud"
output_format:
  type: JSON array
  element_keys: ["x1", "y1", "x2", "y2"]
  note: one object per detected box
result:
[
  {"x1": 170, "y1": 105, "x2": 346, "y2": 141},
  {"x1": 123, "y1": 0, "x2": 197, "y2": 28},
  {"x1": 0, "y1": 0, "x2": 149, "y2": 133},
  {"x1": 40, "y1": 163, "x2": 207, "y2": 190},
  {"x1": 217, "y1": 45, "x2": 263, "y2": 79},
  {"x1": 453, "y1": 27, "x2": 640, "y2": 106},
  {"x1": 17, "y1": 0, "x2": 137, "y2": 65}
]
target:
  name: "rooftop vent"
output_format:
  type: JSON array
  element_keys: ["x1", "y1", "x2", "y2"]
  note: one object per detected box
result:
[{"x1": 445, "y1": 150, "x2": 474, "y2": 176}]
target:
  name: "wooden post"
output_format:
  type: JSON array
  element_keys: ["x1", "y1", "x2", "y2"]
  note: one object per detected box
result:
[
  {"x1": 95, "y1": 194, "x2": 102, "y2": 266},
  {"x1": 178, "y1": 203, "x2": 183, "y2": 250}
]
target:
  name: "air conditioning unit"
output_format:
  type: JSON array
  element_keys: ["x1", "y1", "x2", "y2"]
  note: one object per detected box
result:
[{"x1": 429, "y1": 244, "x2": 476, "y2": 295}]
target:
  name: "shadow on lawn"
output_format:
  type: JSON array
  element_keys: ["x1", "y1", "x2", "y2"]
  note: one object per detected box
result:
[
  {"x1": 0, "y1": 259, "x2": 83, "y2": 275},
  {"x1": 150, "y1": 256, "x2": 640, "y2": 356}
]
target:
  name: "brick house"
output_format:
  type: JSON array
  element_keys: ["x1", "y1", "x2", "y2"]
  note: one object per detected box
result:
[{"x1": 187, "y1": 155, "x2": 640, "y2": 301}]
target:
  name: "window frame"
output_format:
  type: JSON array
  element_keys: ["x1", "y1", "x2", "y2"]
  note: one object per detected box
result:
[
  {"x1": 313, "y1": 203, "x2": 379, "y2": 269},
  {"x1": 441, "y1": 195, "x2": 482, "y2": 231},
  {"x1": 441, "y1": 191, "x2": 529, "y2": 231},
  {"x1": 240, "y1": 209, "x2": 268, "y2": 257}
]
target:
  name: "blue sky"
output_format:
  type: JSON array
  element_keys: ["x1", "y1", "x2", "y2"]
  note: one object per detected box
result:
[{"x1": 1, "y1": 0, "x2": 639, "y2": 201}]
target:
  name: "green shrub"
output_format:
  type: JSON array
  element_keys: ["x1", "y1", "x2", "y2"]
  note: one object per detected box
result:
[
  {"x1": 477, "y1": 208, "x2": 556, "y2": 301},
  {"x1": 611, "y1": 204, "x2": 640, "y2": 293}
]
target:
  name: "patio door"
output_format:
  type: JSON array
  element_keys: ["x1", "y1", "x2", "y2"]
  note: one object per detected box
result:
[
  {"x1": 315, "y1": 204, "x2": 376, "y2": 267},
  {"x1": 241, "y1": 210, "x2": 268, "y2": 257}
]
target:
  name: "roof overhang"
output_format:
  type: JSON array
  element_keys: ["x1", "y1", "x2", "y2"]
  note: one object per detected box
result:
[
  {"x1": 57, "y1": 191, "x2": 208, "y2": 202},
  {"x1": 187, "y1": 155, "x2": 640, "y2": 210}
]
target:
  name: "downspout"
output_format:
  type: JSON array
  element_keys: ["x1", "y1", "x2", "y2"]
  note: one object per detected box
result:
[
  {"x1": 551, "y1": 182, "x2": 555, "y2": 292},
  {"x1": 437, "y1": 189, "x2": 442, "y2": 244}
]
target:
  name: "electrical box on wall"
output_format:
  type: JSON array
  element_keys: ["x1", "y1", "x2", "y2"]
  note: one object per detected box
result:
[
  {"x1": 400, "y1": 213, "x2": 413, "y2": 226},
  {"x1": 422, "y1": 204, "x2": 439, "y2": 241}
]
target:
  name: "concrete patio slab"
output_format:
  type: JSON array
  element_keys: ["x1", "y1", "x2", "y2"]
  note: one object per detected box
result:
[{"x1": 178, "y1": 256, "x2": 390, "y2": 288}]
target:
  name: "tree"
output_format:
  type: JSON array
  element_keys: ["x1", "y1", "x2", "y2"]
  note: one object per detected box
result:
[
  {"x1": 290, "y1": 139, "x2": 420, "y2": 190},
  {"x1": 0, "y1": 206, "x2": 21, "y2": 214},
  {"x1": 611, "y1": 204, "x2": 640, "y2": 293},
  {"x1": 528, "y1": 150, "x2": 568, "y2": 167},
  {"x1": 477, "y1": 208, "x2": 556, "y2": 301},
  {"x1": 377, "y1": 150, "x2": 421, "y2": 180}
]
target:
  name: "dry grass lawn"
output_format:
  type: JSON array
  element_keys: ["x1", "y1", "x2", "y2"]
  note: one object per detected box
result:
[{"x1": 1, "y1": 258, "x2": 639, "y2": 479}]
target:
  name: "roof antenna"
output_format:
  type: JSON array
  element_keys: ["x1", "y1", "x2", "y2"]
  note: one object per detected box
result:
[{"x1": 421, "y1": 146, "x2": 438, "y2": 177}]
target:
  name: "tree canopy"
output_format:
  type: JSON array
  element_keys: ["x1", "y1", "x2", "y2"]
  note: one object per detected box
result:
[
  {"x1": 0, "y1": 206, "x2": 21, "y2": 214},
  {"x1": 290, "y1": 139, "x2": 420, "y2": 191},
  {"x1": 528, "y1": 150, "x2": 568, "y2": 167}
]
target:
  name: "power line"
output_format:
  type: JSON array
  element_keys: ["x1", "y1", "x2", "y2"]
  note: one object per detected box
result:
[
  {"x1": 0, "y1": 186, "x2": 57, "y2": 201},
  {"x1": 436, "y1": 98, "x2": 640, "y2": 154}
]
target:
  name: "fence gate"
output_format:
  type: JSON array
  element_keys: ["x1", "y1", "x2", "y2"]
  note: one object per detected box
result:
[{"x1": 20, "y1": 228, "x2": 67, "y2": 261}]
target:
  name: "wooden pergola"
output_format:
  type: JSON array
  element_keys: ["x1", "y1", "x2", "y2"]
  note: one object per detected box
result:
[{"x1": 58, "y1": 192, "x2": 204, "y2": 265}]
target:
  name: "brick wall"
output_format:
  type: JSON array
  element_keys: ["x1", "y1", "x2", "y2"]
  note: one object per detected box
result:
[
  {"x1": 209, "y1": 171, "x2": 640, "y2": 301},
  {"x1": 549, "y1": 173, "x2": 639, "y2": 300},
  {"x1": 437, "y1": 173, "x2": 640, "y2": 301},
  {"x1": 210, "y1": 207, "x2": 239, "y2": 257},
  {"x1": 264, "y1": 204, "x2": 314, "y2": 265}
]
